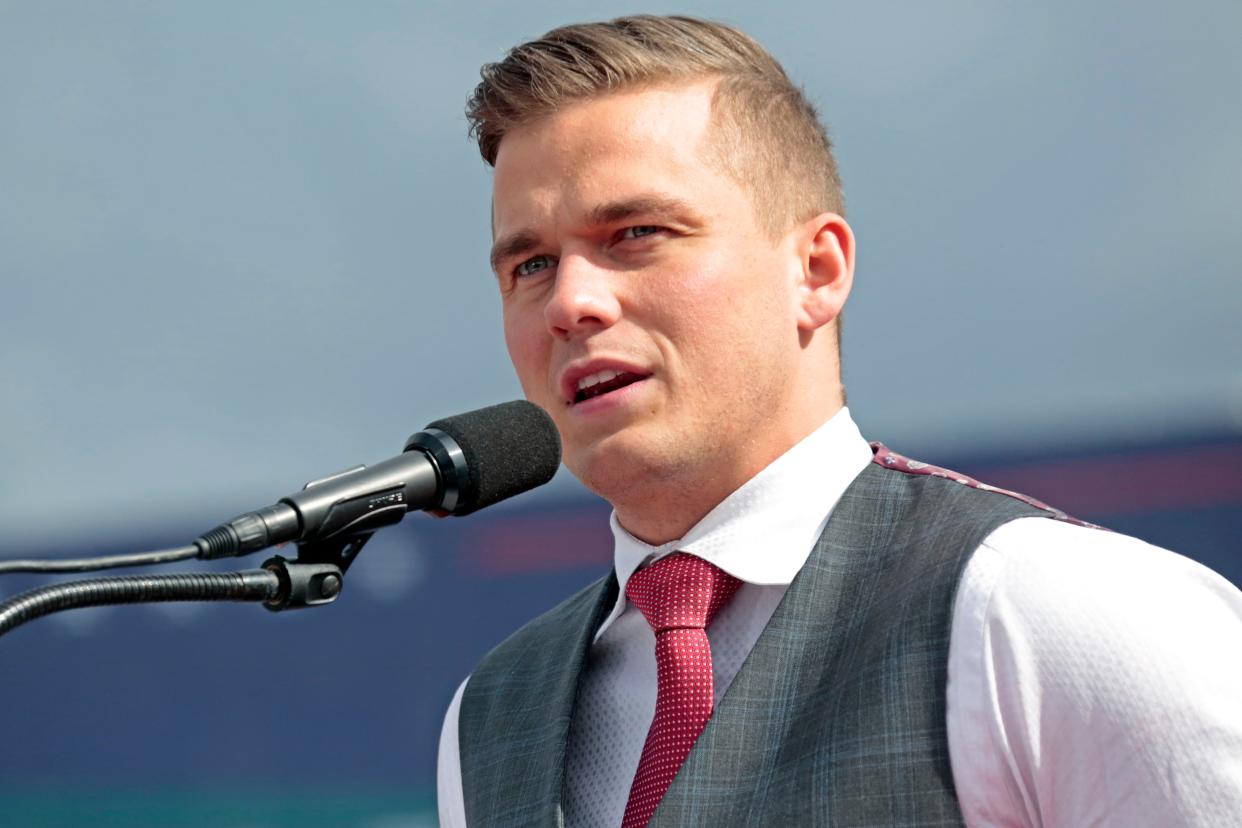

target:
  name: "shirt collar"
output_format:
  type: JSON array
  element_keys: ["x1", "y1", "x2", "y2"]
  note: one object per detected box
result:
[{"x1": 597, "y1": 406, "x2": 873, "y2": 640}]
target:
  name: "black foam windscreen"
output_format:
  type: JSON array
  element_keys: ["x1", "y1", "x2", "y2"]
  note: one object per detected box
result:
[{"x1": 427, "y1": 400, "x2": 561, "y2": 515}]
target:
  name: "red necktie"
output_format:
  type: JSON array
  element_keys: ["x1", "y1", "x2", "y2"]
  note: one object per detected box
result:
[{"x1": 621, "y1": 552, "x2": 742, "y2": 828}]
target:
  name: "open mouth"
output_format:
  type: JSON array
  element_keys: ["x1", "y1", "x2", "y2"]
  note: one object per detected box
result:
[{"x1": 574, "y1": 370, "x2": 646, "y2": 404}]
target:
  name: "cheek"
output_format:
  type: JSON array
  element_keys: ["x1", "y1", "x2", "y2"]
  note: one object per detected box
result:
[
  {"x1": 660, "y1": 250, "x2": 795, "y2": 373},
  {"x1": 659, "y1": 247, "x2": 781, "y2": 335},
  {"x1": 645, "y1": 248, "x2": 732, "y2": 321}
]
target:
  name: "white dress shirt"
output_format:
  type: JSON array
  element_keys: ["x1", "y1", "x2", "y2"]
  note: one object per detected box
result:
[{"x1": 438, "y1": 408, "x2": 1242, "y2": 826}]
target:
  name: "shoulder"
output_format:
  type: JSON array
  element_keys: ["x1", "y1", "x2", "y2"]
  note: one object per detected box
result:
[
  {"x1": 485, "y1": 573, "x2": 613, "y2": 655},
  {"x1": 454, "y1": 573, "x2": 617, "y2": 821},
  {"x1": 464, "y1": 572, "x2": 615, "y2": 699},
  {"x1": 949, "y1": 517, "x2": 1242, "y2": 825},
  {"x1": 962, "y1": 516, "x2": 1242, "y2": 645}
]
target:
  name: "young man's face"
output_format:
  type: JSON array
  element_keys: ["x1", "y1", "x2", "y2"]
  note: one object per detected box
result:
[{"x1": 491, "y1": 80, "x2": 811, "y2": 522}]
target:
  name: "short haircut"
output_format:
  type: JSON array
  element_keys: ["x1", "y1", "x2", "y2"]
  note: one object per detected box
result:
[{"x1": 465, "y1": 15, "x2": 845, "y2": 237}]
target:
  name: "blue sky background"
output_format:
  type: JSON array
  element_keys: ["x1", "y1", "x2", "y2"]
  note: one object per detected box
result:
[{"x1": 2, "y1": 0, "x2": 1240, "y2": 547}]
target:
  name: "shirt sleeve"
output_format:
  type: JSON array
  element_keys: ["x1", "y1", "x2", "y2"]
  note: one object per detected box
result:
[
  {"x1": 947, "y1": 516, "x2": 1242, "y2": 827},
  {"x1": 437, "y1": 677, "x2": 470, "y2": 828}
]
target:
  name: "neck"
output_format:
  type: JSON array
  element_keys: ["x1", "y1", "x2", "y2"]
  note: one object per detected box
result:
[
  {"x1": 611, "y1": 403, "x2": 844, "y2": 545},
  {"x1": 611, "y1": 474, "x2": 734, "y2": 546}
]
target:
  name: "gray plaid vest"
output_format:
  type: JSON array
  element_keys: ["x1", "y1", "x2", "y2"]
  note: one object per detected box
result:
[{"x1": 458, "y1": 455, "x2": 1063, "y2": 826}]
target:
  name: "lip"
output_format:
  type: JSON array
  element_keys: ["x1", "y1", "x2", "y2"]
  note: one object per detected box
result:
[
  {"x1": 559, "y1": 358, "x2": 653, "y2": 407},
  {"x1": 568, "y1": 375, "x2": 651, "y2": 417}
]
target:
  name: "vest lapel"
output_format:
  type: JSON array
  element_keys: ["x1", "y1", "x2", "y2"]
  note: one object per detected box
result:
[{"x1": 459, "y1": 573, "x2": 618, "y2": 827}]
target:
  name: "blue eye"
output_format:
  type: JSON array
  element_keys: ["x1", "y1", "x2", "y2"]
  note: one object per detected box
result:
[
  {"x1": 515, "y1": 255, "x2": 555, "y2": 277},
  {"x1": 622, "y1": 225, "x2": 661, "y2": 240}
]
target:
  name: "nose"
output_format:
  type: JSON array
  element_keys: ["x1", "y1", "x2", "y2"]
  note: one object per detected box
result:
[{"x1": 544, "y1": 253, "x2": 621, "y2": 339}]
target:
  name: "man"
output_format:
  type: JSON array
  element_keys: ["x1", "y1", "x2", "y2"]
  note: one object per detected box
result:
[{"x1": 438, "y1": 15, "x2": 1242, "y2": 826}]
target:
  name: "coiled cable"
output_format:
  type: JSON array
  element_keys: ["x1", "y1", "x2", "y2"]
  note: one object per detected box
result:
[{"x1": 0, "y1": 569, "x2": 280, "y2": 638}]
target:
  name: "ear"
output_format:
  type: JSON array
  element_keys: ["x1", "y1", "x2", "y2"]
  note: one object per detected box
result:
[{"x1": 794, "y1": 213, "x2": 854, "y2": 332}]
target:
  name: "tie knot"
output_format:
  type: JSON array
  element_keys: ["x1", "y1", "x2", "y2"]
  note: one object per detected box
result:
[{"x1": 625, "y1": 552, "x2": 742, "y2": 634}]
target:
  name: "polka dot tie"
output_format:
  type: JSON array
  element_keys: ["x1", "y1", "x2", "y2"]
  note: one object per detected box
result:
[{"x1": 620, "y1": 552, "x2": 742, "y2": 828}]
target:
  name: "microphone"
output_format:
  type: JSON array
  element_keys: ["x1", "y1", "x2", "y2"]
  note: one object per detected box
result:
[{"x1": 193, "y1": 400, "x2": 560, "y2": 560}]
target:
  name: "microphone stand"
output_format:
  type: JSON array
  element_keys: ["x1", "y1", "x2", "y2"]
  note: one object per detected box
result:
[{"x1": 0, "y1": 532, "x2": 374, "y2": 639}]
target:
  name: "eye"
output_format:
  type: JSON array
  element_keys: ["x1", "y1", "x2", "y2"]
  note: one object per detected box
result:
[
  {"x1": 620, "y1": 225, "x2": 662, "y2": 240},
  {"x1": 515, "y1": 254, "x2": 556, "y2": 278}
]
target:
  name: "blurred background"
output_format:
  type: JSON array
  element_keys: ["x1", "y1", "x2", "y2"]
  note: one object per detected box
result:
[{"x1": 1, "y1": 1, "x2": 1239, "y2": 825}]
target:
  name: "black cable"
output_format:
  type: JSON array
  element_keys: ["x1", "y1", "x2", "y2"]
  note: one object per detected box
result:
[
  {"x1": 0, "y1": 569, "x2": 281, "y2": 639},
  {"x1": 0, "y1": 544, "x2": 200, "y2": 575}
]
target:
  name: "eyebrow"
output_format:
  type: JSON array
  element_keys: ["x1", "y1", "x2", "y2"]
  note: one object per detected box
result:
[
  {"x1": 586, "y1": 194, "x2": 696, "y2": 228},
  {"x1": 489, "y1": 194, "x2": 698, "y2": 275},
  {"x1": 489, "y1": 229, "x2": 542, "y2": 275}
]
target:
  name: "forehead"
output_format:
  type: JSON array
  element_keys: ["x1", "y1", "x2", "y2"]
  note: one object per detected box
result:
[{"x1": 491, "y1": 81, "x2": 727, "y2": 235}]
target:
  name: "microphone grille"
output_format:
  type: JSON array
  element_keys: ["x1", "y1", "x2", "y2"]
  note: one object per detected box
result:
[{"x1": 426, "y1": 400, "x2": 561, "y2": 514}]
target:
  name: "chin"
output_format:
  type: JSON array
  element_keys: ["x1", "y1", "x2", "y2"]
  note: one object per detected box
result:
[
  {"x1": 565, "y1": 430, "x2": 686, "y2": 505},
  {"x1": 566, "y1": 447, "x2": 640, "y2": 501}
]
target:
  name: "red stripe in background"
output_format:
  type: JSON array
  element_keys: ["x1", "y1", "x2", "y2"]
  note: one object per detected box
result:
[
  {"x1": 462, "y1": 508, "x2": 613, "y2": 577},
  {"x1": 967, "y1": 443, "x2": 1242, "y2": 517},
  {"x1": 461, "y1": 442, "x2": 1242, "y2": 577}
]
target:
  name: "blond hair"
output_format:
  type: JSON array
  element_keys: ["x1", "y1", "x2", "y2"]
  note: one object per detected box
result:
[{"x1": 465, "y1": 15, "x2": 845, "y2": 236}]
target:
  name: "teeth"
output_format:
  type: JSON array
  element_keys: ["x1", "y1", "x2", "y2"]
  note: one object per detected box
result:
[{"x1": 577, "y1": 369, "x2": 620, "y2": 391}]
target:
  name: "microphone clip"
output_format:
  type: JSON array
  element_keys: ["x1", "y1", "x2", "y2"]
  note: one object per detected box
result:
[{"x1": 260, "y1": 531, "x2": 373, "y2": 611}]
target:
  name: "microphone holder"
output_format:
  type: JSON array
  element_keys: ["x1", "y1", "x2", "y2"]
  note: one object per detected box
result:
[
  {"x1": 260, "y1": 530, "x2": 373, "y2": 611},
  {"x1": 0, "y1": 532, "x2": 374, "y2": 640}
]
